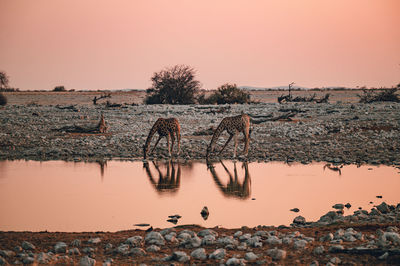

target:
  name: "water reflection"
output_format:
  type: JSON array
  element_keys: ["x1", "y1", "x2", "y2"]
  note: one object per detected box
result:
[
  {"x1": 96, "y1": 160, "x2": 107, "y2": 179},
  {"x1": 323, "y1": 163, "x2": 343, "y2": 175},
  {"x1": 143, "y1": 160, "x2": 181, "y2": 194},
  {"x1": 207, "y1": 160, "x2": 251, "y2": 199}
]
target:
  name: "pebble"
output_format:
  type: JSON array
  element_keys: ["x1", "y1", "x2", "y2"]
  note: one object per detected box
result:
[
  {"x1": 266, "y1": 248, "x2": 286, "y2": 260},
  {"x1": 79, "y1": 255, "x2": 96, "y2": 266},
  {"x1": 190, "y1": 248, "x2": 207, "y2": 260}
]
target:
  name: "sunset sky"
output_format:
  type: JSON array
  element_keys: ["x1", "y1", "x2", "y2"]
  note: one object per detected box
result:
[{"x1": 0, "y1": 0, "x2": 399, "y2": 90}]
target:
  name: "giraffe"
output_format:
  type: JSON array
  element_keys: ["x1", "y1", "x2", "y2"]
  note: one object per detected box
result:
[
  {"x1": 206, "y1": 114, "x2": 250, "y2": 158},
  {"x1": 143, "y1": 118, "x2": 181, "y2": 159}
]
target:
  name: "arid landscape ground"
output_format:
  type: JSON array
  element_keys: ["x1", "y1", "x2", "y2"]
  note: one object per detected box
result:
[{"x1": 0, "y1": 90, "x2": 399, "y2": 265}]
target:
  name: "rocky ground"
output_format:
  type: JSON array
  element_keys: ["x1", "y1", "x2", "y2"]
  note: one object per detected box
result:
[
  {"x1": 0, "y1": 202, "x2": 399, "y2": 265},
  {"x1": 1, "y1": 91, "x2": 400, "y2": 265},
  {"x1": 0, "y1": 91, "x2": 400, "y2": 165}
]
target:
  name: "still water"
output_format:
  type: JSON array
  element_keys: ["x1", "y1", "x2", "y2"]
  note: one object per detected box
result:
[{"x1": 0, "y1": 160, "x2": 399, "y2": 232}]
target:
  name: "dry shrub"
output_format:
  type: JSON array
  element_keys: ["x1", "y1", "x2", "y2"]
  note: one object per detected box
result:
[{"x1": 0, "y1": 93, "x2": 7, "y2": 106}]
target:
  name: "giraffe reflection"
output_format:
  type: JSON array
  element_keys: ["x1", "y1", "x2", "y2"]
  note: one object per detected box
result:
[
  {"x1": 207, "y1": 160, "x2": 251, "y2": 199},
  {"x1": 143, "y1": 160, "x2": 181, "y2": 194}
]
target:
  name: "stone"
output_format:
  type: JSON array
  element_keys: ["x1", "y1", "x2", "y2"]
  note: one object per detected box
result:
[
  {"x1": 313, "y1": 246, "x2": 324, "y2": 255},
  {"x1": 22, "y1": 256, "x2": 35, "y2": 264},
  {"x1": 293, "y1": 239, "x2": 307, "y2": 249},
  {"x1": 198, "y1": 229, "x2": 218, "y2": 237},
  {"x1": 115, "y1": 244, "x2": 130, "y2": 255},
  {"x1": 130, "y1": 248, "x2": 146, "y2": 257},
  {"x1": 218, "y1": 236, "x2": 238, "y2": 246},
  {"x1": 266, "y1": 248, "x2": 286, "y2": 260},
  {"x1": 21, "y1": 241, "x2": 35, "y2": 251},
  {"x1": 71, "y1": 239, "x2": 81, "y2": 247},
  {"x1": 209, "y1": 248, "x2": 226, "y2": 260},
  {"x1": 201, "y1": 234, "x2": 216, "y2": 246},
  {"x1": 377, "y1": 202, "x2": 390, "y2": 214},
  {"x1": 293, "y1": 215, "x2": 306, "y2": 225},
  {"x1": 126, "y1": 236, "x2": 143, "y2": 247},
  {"x1": 379, "y1": 252, "x2": 389, "y2": 260},
  {"x1": 37, "y1": 252, "x2": 53, "y2": 264},
  {"x1": 239, "y1": 233, "x2": 251, "y2": 242},
  {"x1": 145, "y1": 231, "x2": 165, "y2": 246},
  {"x1": 334, "y1": 229, "x2": 345, "y2": 239},
  {"x1": 87, "y1": 237, "x2": 101, "y2": 244},
  {"x1": 380, "y1": 232, "x2": 400, "y2": 245},
  {"x1": 79, "y1": 255, "x2": 96, "y2": 266},
  {"x1": 177, "y1": 232, "x2": 192, "y2": 241},
  {"x1": 190, "y1": 248, "x2": 207, "y2": 260},
  {"x1": 233, "y1": 231, "x2": 243, "y2": 238},
  {"x1": 170, "y1": 251, "x2": 190, "y2": 262},
  {"x1": 247, "y1": 236, "x2": 262, "y2": 248},
  {"x1": 0, "y1": 250, "x2": 15, "y2": 258},
  {"x1": 244, "y1": 252, "x2": 258, "y2": 261},
  {"x1": 54, "y1": 242, "x2": 68, "y2": 254},
  {"x1": 332, "y1": 203, "x2": 344, "y2": 210},
  {"x1": 328, "y1": 245, "x2": 344, "y2": 252},
  {"x1": 180, "y1": 229, "x2": 195, "y2": 237},
  {"x1": 266, "y1": 236, "x2": 282, "y2": 245},
  {"x1": 146, "y1": 245, "x2": 160, "y2": 253},
  {"x1": 330, "y1": 257, "x2": 341, "y2": 264},
  {"x1": 310, "y1": 260, "x2": 319, "y2": 266},
  {"x1": 0, "y1": 256, "x2": 6, "y2": 266},
  {"x1": 226, "y1": 257, "x2": 245, "y2": 265},
  {"x1": 68, "y1": 247, "x2": 81, "y2": 255}
]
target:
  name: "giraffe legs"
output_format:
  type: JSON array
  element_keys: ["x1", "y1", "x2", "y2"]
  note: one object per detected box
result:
[
  {"x1": 242, "y1": 129, "x2": 250, "y2": 156},
  {"x1": 170, "y1": 132, "x2": 175, "y2": 156},
  {"x1": 218, "y1": 134, "x2": 233, "y2": 156},
  {"x1": 233, "y1": 131, "x2": 238, "y2": 158},
  {"x1": 166, "y1": 134, "x2": 171, "y2": 157},
  {"x1": 151, "y1": 135, "x2": 163, "y2": 154}
]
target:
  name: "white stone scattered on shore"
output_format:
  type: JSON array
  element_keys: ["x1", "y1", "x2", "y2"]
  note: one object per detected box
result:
[
  {"x1": 54, "y1": 242, "x2": 68, "y2": 254},
  {"x1": 190, "y1": 248, "x2": 207, "y2": 260},
  {"x1": 79, "y1": 255, "x2": 96, "y2": 266},
  {"x1": 266, "y1": 248, "x2": 286, "y2": 260}
]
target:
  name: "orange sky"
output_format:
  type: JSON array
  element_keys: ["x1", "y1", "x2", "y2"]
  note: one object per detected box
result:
[{"x1": 0, "y1": 0, "x2": 399, "y2": 90}]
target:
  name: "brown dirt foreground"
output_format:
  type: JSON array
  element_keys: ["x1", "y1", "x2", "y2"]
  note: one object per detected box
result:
[{"x1": 1, "y1": 223, "x2": 399, "y2": 265}]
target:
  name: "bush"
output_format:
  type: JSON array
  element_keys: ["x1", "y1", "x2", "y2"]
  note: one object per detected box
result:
[
  {"x1": 358, "y1": 88, "x2": 400, "y2": 103},
  {"x1": 53, "y1": 86, "x2": 66, "y2": 92},
  {"x1": 0, "y1": 93, "x2": 7, "y2": 106},
  {"x1": 145, "y1": 65, "x2": 201, "y2": 104},
  {"x1": 198, "y1": 83, "x2": 251, "y2": 104}
]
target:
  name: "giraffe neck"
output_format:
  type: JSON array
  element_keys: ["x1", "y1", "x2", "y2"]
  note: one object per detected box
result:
[
  {"x1": 144, "y1": 123, "x2": 158, "y2": 157},
  {"x1": 208, "y1": 122, "x2": 226, "y2": 151}
]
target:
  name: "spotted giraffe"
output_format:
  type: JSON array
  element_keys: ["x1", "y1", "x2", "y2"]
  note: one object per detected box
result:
[
  {"x1": 143, "y1": 118, "x2": 181, "y2": 159},
  {"x1": 206, "y1": 114, "x2": 250, "y2": 158}
]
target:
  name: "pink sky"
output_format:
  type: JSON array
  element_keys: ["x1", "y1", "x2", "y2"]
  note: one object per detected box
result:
[{"x1": 0, "y1": 0, "x2": 399, "y2": 90}]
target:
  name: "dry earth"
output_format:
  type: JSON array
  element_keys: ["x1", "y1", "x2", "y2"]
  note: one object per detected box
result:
[{"x1": 1, "y1": 91, "x2": 400, "y2": 265}]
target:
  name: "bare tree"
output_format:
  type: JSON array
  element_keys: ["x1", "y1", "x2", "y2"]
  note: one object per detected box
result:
[{"x1": 145, "y1": 65, "x2": 201, "y2": 104}]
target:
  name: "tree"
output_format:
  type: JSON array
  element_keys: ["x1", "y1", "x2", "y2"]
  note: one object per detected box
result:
[
  {"x1": 145, "y1": 65, "x2": 201, "y2": 104},
  {"x1": 0, "y1": 71, "x2": 10, "y2": 90},
  {"x1": 53, "y1": 86, "x2": 66, "y2": 92},
  {"x1": 198, "y1": 83, "x2": 251, "y2": 104}
]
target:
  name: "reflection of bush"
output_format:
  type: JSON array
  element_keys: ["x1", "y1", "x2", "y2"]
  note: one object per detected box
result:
[
  {"x1": 0, "y1": 93, "x2": 7, "y2": 106},
  {"x1": 198, "y1": 83, "x2": 251, "y2": 104}
]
